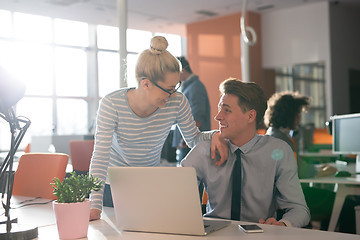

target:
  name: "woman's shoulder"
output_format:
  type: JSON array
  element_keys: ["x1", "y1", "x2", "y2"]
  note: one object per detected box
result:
[
  {"x1": 101, "y1": 88, "x2": 133, "y2": 104},
  {"x1": 105, "y1": 88, "x2": 132, "y2": 98},
  {"x1": 166, "y1": 92, "x2": 187, "y2": 106}
]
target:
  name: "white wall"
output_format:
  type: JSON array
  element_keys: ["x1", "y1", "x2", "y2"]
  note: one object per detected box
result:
[
  {"x1": 329, "y1": 3, "x2": 360, "y2": 115},
  {"x1": 261, "y1": 1, "x2": 332, "y2": 118}
]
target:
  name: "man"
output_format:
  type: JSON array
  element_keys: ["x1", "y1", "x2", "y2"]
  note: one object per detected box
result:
[
  {"x1": 172, "y1": 56, "x2": 211, "y2": 162},
  {"x1": 181, "y1": 78, "x2": 310, "y2": 227}
]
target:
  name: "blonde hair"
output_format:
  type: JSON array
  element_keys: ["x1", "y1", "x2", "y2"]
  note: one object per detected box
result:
[{"x1": 135, "y1": 36, "x2": 180, "y2": 85}]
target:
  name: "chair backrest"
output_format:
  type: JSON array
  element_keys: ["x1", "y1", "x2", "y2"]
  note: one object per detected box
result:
[
  {"x1": 313, "y1": 128, "x2": 332, "y2": 145},
  {"x1": 12, "y1": 153, "x2": 69, "y2": 200},
  {"x1": 69, "y1": 140, "x2": 94, "y2": 172}
]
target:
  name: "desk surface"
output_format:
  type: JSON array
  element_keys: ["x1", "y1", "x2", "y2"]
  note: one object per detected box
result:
[
  {"x1": 300, "y1": 175, "x2": 360, "y2": 232},
  {"x1": 300, "y1": 175, "x2": 360, "y2": 184},
  {"x1": 299, "y1": 150, "x2": 338, "y2": 158},
  {"x1": 1, "y1": 196, "x2": 359, "y2": 240}
]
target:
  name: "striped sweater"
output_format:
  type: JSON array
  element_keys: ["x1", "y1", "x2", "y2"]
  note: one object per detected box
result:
[{"x1": 89, "y1": 88, "x2": 214, "y2": 210}]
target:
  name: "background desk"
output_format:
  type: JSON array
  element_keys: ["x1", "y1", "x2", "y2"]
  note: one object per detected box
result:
[
  {"x1": 2, "y1": 196, "x2": 360, "y2": 240},
  {"x1": 300, "y1": 176, "x2": 360, "y2": 232}
]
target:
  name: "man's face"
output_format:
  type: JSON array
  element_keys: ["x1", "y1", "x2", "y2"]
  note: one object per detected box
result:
[{"x1": 215, "y1": 94, "x2": 254, "y2": 142}]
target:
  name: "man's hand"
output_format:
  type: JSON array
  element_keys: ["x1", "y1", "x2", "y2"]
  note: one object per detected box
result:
[
  {"x1": 210, "y1": 132, "x2": 228, "y2": 166},
  {"x1": 90, "y1": 208, "x2": 102, "y2": 221},
  {"x1": 259, "y1": 217, "x2": 286, "y2": 226}
]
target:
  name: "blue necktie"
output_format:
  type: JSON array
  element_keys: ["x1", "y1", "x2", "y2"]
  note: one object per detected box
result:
[{"x1": 231, "y1": 149, "x2": 242, "y2": 220}]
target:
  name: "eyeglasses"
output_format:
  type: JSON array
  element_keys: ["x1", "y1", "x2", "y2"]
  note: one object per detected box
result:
[{"x1": 147, "y1": 79, "x2": 182, "y2": 96}]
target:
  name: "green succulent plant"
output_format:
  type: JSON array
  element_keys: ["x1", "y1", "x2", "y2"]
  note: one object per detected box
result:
[{"x1": 51, "y1": 172, "x2": 103, "y2": 203}]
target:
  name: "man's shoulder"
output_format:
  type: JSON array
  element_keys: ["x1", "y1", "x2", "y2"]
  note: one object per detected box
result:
[
  {"x1": 192, "y1": 76, "x2": 207, "y2": 89},
  {"x1": 189, "y1": 140, "x2": 212, "y2": 158},
  {"x1": 181, "y1": 140, "x2": 211, "y2": 166},
  {"x1": 256, "y1": 135, "x2": 294, "y2": 154},
  {"x1": 194, "y1": 140, "x2": 212, "y2": 152},
  {"x1": 185, "y1": 75, "x2": 207, "y2": 90}
]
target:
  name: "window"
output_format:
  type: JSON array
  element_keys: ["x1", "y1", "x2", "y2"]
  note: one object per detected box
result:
[
  {"x1": 127, "y1": 29, "x2": 152, "y2": 53},
  {"x1": 97, "y1": 25, "x2": 119, "y2": 50},
  {"x1": 16, "y1": 43, "x2": 53, "y2": 96},
  {"x1": 98, "y1": 51, "x2": 120, "y2": 97},
  {"x1": 55, "y1": 47, "x2": 87, "y2": 97},
  {"x1": 57, "y1": 99, "x2": 88, "y2": 134},
  {"x1": 14, "y1": 12, "x2": 52, "y2": 43},
  {"x1": 0, "y1": 8, "x2": 183, "y2": 152},
  {"x1": 16, "y1": 97, "x2": 53, "y2": 135},
  {"x1": 0, "y1": 10, "x2": 12, "y2": 38},
  {"x1": 155, "y1": 32, "x2": 182, "y2": 57},
  {"x1": 54, "y1": 19, "x2": 88, "y2": 47}
]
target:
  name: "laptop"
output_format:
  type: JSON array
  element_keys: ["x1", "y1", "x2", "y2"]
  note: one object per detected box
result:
[{"x1": 108, "y1": 167, "x2": 231, "y2": 236}]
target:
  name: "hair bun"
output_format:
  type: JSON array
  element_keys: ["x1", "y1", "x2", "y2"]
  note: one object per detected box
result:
[{"x1": 150, "y1": 36, "x2": 168, "y2": 55}]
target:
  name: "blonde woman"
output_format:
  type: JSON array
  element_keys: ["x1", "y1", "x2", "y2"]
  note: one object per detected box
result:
[{"x1": 89, "y1": 36, "x2": 228, "y2": 220}]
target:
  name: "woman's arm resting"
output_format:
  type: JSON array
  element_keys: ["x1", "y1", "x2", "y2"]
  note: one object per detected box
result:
[{"x1": 211, "y1": 132, "x2": 228, "y2": 166}]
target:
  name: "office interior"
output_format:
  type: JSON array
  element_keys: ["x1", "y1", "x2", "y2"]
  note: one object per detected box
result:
[{"x1": 1, "y1": 0, "x2": 360, "y2": 236}]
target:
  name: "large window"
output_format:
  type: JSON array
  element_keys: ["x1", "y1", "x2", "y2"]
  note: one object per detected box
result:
[{"x1": 0, "y1": 9, "x2": 183, "y2": 151}]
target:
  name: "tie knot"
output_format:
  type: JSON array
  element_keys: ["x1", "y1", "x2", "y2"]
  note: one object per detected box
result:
[{"x1": 235, "y1": 149, "x2": 241, "y2": 161}]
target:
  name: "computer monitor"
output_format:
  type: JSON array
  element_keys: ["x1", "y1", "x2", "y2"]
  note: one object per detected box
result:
[{"x1": 331, "y1": 113, "x2": 360, "y2": 173}]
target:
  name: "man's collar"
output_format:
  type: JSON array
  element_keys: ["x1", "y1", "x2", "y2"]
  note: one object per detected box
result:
[
  {"x1": 228, "y1": 134, "x2": 260, "y2": 154},
  {"x1": 184, "y1": 73, "x2": 195, "y2": 82}
]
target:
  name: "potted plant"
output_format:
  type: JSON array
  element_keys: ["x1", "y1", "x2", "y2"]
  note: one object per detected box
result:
[{"x1": 51, "y1": 172, "x2": 102, "y2": 239}]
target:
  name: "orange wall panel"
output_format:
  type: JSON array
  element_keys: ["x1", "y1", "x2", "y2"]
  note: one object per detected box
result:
[{"x1": 186, "y1": 12, "x2": 262, "y2": 129}]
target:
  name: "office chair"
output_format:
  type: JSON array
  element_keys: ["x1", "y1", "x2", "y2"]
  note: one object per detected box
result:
[
  {"x1": 302, "y1": 185, "x2": 336, "y2": 230},
  {"x1": 69, "y1": 140, "x2": 94, "y2": 175},
  {"x1": 12, "y1": 153, "x2": 69, "y2": 200}
]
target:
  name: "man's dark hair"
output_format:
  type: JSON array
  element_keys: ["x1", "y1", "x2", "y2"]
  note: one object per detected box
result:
[{"x1": 177, "y1": 56, "x2": 192, "y2": 73}]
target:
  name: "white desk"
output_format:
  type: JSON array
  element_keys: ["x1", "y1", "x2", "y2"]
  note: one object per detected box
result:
[
  {"x1": 300, "y1": 176, "x2": 360, "y2": 232},
  {"x1": 2, "y1": 196, "x2": 360, "y2": 240}
]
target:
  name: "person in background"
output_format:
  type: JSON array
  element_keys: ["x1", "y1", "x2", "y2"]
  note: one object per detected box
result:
[
  {"x1": 264, "y1": 91, "x2": 312, "y2": 178},
  {"x1": 181, "y1": 78, "x2": 310, "y2": 227},
  {"x1": 172, "y1": 56, "x2": 211, "y2": 163},
  {"x1": 89, "y1": 36, "x2": 228, "y2": 221},
  {"x1": 264, "y1": 91, "x2": 310, "y2": 153},
  {"x1": 264, "y1": 92, "x2": 359, "y2": 233}
]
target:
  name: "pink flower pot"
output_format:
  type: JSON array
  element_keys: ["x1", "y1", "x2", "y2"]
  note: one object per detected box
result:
[{"x1": 53, "y1": 200, "x2": 91, "y2": 239}]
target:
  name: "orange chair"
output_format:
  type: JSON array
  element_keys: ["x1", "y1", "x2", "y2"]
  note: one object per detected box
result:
[
  {"x1": 69, "y1": 140, "x2": 94, "y2": 175},
  {"x1": 312, "y1": 128, "x2": 332, "y2": 145},
  {"x1": 256, "y1": 128, "x2": 266, "y2": 135},
  {"x1": 12, "y1": 153, "x2": 69, "y2": 200},
  {"x1": 24, "y1": 143, "x2": 31, "y2": 153}
]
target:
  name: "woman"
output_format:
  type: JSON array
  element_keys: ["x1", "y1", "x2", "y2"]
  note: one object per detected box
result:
[
  {"x1": 264, "y1": 91, "x2": 310, "y2": 152},
  {"x1": 89, "y1": 36, "x2": 227, "y2": 220}
]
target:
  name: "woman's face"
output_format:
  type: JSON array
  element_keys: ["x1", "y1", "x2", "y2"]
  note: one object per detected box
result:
[
  {"x1": 293, "y1": 111, "x2": 302, "y2": 130},
  {"x1": 150, "y1": 72, "x2": 180, "y2": 108}
]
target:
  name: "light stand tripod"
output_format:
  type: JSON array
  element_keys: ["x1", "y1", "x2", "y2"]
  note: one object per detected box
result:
[{"x1": 0, "y1": 107, "x2": 37, "y2": 239}]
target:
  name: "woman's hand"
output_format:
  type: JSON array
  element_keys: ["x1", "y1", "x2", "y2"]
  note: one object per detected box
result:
[
  {"x1": 89, "y1": 208, "x2": 102, "y2": 221},
  {"x1": 211, "y1": 132, "x2": 228, "y2": 166}
]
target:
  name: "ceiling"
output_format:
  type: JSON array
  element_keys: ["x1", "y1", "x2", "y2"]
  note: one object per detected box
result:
[{"x1": 0, "y1": 0, "x2": 359, "y2": 36}]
